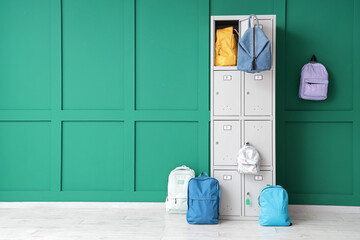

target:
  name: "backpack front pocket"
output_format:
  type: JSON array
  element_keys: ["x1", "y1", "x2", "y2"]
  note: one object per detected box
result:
[
  {"x1": 303, "y1": 78, "x2": 328, "y2": 99},
  {"x1": 187, "y1": 198, "x2": 219, "y2": 224},
  {"x1": 166, "y1": 197, "x2": 188, "y2": 213}
]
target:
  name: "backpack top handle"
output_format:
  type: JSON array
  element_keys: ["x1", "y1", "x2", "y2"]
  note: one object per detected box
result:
[
  {"x1": 248, "y1": 14, "x2": 260, "y2": 28},
  {"x1": 310, "y1": 54, "x2": 317, "y2": 62},
  {"x1": 198, "y1": 172, "x2": 209, "y2": 178}
]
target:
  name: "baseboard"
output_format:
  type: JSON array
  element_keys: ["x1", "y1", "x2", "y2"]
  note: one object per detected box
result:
[
  {"x1": 288, "y1": 204, "x2": 360, "y2": 213},
  {"x1": 0, "y1": 202, "x2": 359, "y2": 213},
  {"x1": 0, "y1": 202, "x2": 165, "y2": 209}
]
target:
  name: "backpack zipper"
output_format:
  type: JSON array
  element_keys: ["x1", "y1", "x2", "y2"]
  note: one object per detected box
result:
[
  {"x1": 258, "y1": 185, "x2": 285, "y2": 206},
  {"x1": 260, "y1": 185, "x2": 283, "y2": 195},
  {"x1": 252, "y1": 26, "x2": 256, "y2": 70}
]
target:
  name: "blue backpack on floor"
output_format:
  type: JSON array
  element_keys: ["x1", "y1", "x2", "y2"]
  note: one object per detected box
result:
[
  {"x1": 186, "y1": 172, "x2": 220, "y2": 224},
  {"x1": 259, "y1": 185, "x2": 291, "y2": 226}
]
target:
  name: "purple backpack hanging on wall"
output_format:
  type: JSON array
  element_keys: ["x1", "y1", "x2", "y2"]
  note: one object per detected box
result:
[{"x1": 299, "y1": 55, "x2": 328, "y2": 100}]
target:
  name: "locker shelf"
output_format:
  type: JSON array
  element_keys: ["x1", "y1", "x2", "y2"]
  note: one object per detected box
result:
[
  {"x1": 213, "y1": 66, "x2": 237, "y2": 71},
  {"x1": 215, "y1": 20, "x2": 239, "y2": 34}
]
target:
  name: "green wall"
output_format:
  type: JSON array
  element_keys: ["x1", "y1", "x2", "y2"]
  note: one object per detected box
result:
[{"x1": 0, "y1": 0, "x2": 359, "y2": 205}]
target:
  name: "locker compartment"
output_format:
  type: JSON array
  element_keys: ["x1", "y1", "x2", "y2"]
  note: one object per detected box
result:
[
  {"x1": 213, "y1": 71, "x2": 240, "y2": 116},
  {"x1": 244, "y1": 70, "x2": 273, "y2": 116},
  {"x1": 214, "y1": 170, "x2": 241, "y2": 216},
  {"x1": 244, "y1": 121, "x2": 272, "y2": 167},
  {"x1": 215, "y1": 20, "x2": 239, "y2": 35},
  {"x1": 214, "y1": 121, "x2": 241, "y2": 166},
  {"x1": 214, "y1": 21, "x2": 239, "y2": 56},
  {"x1": 244, "y1": 170, "x2": 272, "y2": 217}
]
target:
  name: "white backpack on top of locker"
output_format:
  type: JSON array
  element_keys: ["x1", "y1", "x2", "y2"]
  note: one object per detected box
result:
[{"x1": 165, "y1": 165, "x2": 195, "y2": 214}]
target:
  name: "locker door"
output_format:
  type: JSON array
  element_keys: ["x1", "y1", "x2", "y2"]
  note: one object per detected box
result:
[
  {"x1": 258, "y1": 19, "x2": 273, "y2": 49},
  {"x1": 239, "y1": 18, "x2": 273, "y2": 52},
  {"x1": 214, "y1": 170, "x2": 241, "y2": 216},
  {"x1": 214, "y1": 121, "x2": 240, "y2": 166},
  {"x1": 244, "y1": 71, "x2": 273, "y2": 116},
  {"x1": 244, "y1": 121, "x2": 272, "y2": 167},
  {"x1": 213, "y1": 71, "x2": 240, "y2": 116},
  {"x1": 244, "y1": 171, "x2": 272, "y2": 217}
]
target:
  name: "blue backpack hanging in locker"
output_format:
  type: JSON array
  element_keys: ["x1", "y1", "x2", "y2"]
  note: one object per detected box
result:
[
  {"x1": 186, "y1": 172, "x2": 221, "y2": 224},
  {"x1": 259, "y1": 185, "x2": 291, "y2": 226},
  {"x1": 237, "y1": 14, "x2": 272, "y2": 73}
]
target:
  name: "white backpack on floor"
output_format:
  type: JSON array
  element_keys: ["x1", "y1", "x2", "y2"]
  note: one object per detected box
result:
[{"x1": 165, "y1": 165, "x2": 195, "y2": 214}]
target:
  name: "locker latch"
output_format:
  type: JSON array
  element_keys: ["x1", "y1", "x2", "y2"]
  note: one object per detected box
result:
[
  {"x1": 223, "y1": 75, "x2": 232, "y2": 81},
  {"x1": 246, "y1": 192, "x2": 251, "y2": 205},
  {"x1": 223, "y1": 125, "x2": 232, "y2": 130},
  {"x1": 223, "y1": 175, "x2": 232, "y2": 180}
]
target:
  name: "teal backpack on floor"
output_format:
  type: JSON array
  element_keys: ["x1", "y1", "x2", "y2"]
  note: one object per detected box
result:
[
  {"x1": 259, "y1": 185, "x2": 291, "y2": 226},
  {"x1": 186, "y1": 172, "x2": 220, "y2": 224}
]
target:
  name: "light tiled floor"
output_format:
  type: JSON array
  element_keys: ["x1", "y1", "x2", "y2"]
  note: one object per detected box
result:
[{"x1": 0, "y1": 203, "x2": 359, "y2": 240}]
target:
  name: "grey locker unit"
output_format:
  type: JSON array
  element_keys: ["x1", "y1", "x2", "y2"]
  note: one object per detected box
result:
[
  {"x1": 213, "y1": 121, "x2": 241, "y2": 166},
  {"x1": 214, "y1": 170, "x2": 241, "y2": 216},
  {"x1": 211, "y1": 15, "x2": 276, "y2": 220}
]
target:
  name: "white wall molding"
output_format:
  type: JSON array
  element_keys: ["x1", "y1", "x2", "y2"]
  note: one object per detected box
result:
[
  {"x1": 288, "y1": 204, "x2": 360, "y2": 213},
  {"x1": 0, "y1": 202, "x2": 359, "y2": 213},
  {"x1": 0, "y1": 202, "x2": 165, "y2": 209}
]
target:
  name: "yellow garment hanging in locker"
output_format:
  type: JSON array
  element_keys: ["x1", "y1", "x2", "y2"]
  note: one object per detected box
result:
[{"x1": 215, "y1": 26, "x2": 239, "y2": 66}]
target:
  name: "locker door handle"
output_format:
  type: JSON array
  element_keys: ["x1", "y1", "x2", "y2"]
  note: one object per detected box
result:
[
  {"x1": 223, "y1": 125, "x2": 232, "y2": 130},
  {"x1": 223, "y1": 75, "x2": 232, "y2": 81},
  {"x1": 223, "y1": 175, "x2": 232, "y2": 180}
]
